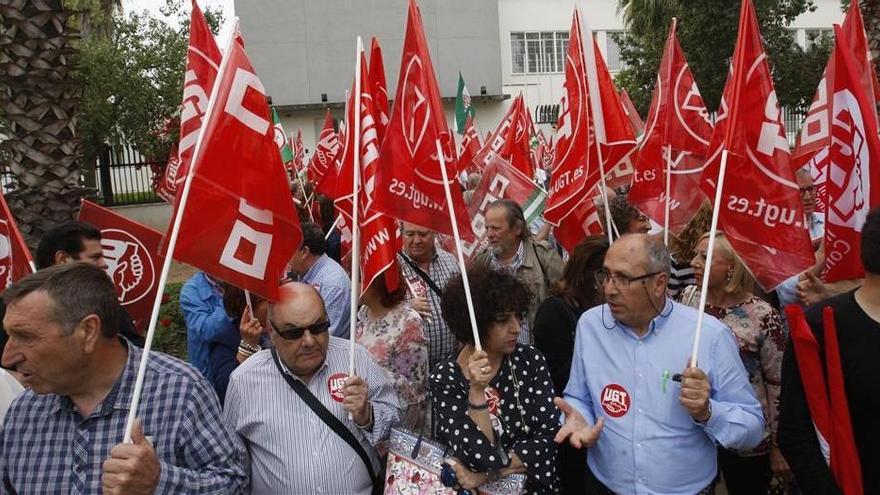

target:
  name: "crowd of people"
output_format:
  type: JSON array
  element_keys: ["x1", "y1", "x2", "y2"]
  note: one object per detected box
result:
[{"x1": 0, "y1": 168, "x2": 876, "y2": 495}]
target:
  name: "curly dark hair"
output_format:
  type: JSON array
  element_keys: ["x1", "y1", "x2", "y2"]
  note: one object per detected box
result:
[{"x1": 440, "y1": 267, "x2": 531, "y2": 347}]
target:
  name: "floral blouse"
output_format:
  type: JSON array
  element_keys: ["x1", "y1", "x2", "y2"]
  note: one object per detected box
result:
[
  {"x1": 680, "y1": 286, "x2": 786, "y2": 455},
  {"x1": 356, "y1": 303, "x2": 429, "y2": 432},
  {"x1": 429, "y1": 345, "x2": 560, "y2": 494}
]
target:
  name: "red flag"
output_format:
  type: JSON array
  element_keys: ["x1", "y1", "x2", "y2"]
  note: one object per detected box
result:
[
  {"x1": 785, "y1": 305, "x2": 863, "y2": 495},
  {"x1": 172, "y1": 35, "x2": 301, "y2": 302},
  {"x1": 555, "y1": 187, "x2": 604, "y2": 253},
  {"x1": 701, "y1": 0, "x2": 813, "y2": 291},
  {"x1": 791, "y1": 0, "x2": 879, "y2": 212},
  {"x1": 335, "y1": 50, "x2": 400, "y2": 294},
  {"x1": 619, "y1": 89, "x2": 645, "y2": 136},
  {"x1": 472, "y1": 96, "x2": 522, "y2": 172},
  {"x1": 78, "y1": 200, "x2": 164, "y2": 333},
  {"x1": 544, "y1": 10, "x2": 594, "y2": 226},
  {"x1": 293, "y1": 129, "x2": 305, "y2": 173},
  {"x1": 499, "y1": 95, "x2": 536, "y2": 178},
  {"x1": 629, "y1": 19, "x2": 713, "y2": 234},
  {"x1": 369, "y1": 37, "x2": 390, "y2": 144},
  {"x1": 591, "y1": 37, "x2": 638, "y2": 173},
  {"x1": 822, "y1": 24, "x2": 880, "y2": 282},
  {"x1": 309, "y1": 109, "x2": 341, "y2": 195},
  {"x1": 373, "y1": 0, "x2": 473, "y2": 240},
  {"x1": 158, "y1": 0, "x2": 222, "y2": 204},
  {"x1": 459, "y1": 154, "x2": 547, "y2": 260},
  {"x1": 0, "y1": 191, "x2": 34, "y2": 292},
  {"x1": 457, "y1": 115, "x2": 482, "y2": 174}
]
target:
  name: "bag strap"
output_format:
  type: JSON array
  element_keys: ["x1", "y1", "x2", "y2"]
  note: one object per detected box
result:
[
  {"x1": 399, "y1": 252, "x2": 443, "y2": 297},
  {"x1": 270, "y1": 349, "x2": 378, "y2": 486},
  {"x1": 531, "y1": 242, "x2": 548, "y2": 286}
]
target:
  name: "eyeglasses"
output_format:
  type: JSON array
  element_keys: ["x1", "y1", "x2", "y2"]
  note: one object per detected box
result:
[
  {"x1": 798, "y1": 185, "x2": 816, "y2": 196},
  {"x1": 269, "y1": 319, "x2": 331, "y2": 340},
  {"x1": 594, "y1": 269, "x2": 661, "y2": 289}
]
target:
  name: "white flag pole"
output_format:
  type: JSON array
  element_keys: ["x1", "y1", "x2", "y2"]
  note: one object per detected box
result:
[
  {"x1": 244, "y1": 290, "x2": 255, "y2": 320},
  {"x1": 663, "y1": 145, "x2": 672, "y2": 246},
  {"x1": 577, "y1": 4, "x2": 615, "y2": 243},
  {"x1": 324, "y1": 214, "x2": 343, "y2": 240},
  {"x1": 348, "y1": 37, "x2": 364, "y2": 380},
  {"x1": 123, "y1": 18, "x2": 240, "y2": 443},
  {"x1": 689, "y1": 149, "x2": 729, "y2": 368},
  {"x1": 436, "y1": 139, "x2": 482, "y2": 351}
]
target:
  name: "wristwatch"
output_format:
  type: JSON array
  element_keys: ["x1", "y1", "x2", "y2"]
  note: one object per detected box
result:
[{"x1": 697, "y1": 401, "x2": 712, "y2": 424}]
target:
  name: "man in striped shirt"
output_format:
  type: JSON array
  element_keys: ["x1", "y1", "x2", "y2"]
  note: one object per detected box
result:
[{"x1": 224, "y1": 282, "x2": 401, "y2": 494}]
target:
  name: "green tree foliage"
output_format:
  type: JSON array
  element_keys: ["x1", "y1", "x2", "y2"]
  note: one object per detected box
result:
[
  {"x1": 615, "y1": 0, "x2": 832, "y2": 117},
  {"x1": 73, "y1": 0, "x2": 223, "y2": 165}
]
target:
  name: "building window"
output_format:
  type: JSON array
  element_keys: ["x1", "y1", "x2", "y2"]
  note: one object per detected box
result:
[
  {"x1": 605, "y1": 31, "x2": 625, "y2": 72},
  {"x1": 511, "y1": 31, "x2": 569, "y2": 74},
  {"x1": 804, "y1": 28, "x2": 832, "y2": 51}
]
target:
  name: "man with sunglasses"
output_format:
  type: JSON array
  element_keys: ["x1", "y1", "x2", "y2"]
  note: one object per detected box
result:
[
  {"x1": 223, "y1": 282, "x2": 400, "y2": 495},
  {"x1": 554, "y1": 234, "x2": 763, "y2": 495}
]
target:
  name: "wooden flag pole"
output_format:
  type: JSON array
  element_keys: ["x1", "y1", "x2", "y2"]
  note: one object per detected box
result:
[
  {"x1": 436, "y1": 139, "x2": 482, "y2": 351},
  {"x1": 348, "y1": 37, "x2": 364, "y2": 379},
  {"x1": 689, "y1": 149, "x2": 729, "y2": 368},
  {"x1": 123, "y1": 19, "x2": 239, "y2": 443}
]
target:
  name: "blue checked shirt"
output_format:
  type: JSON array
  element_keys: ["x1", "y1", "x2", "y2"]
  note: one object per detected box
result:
[
  {"x1": 563, "y1": 299, "x2": 764, "y2": 495},
  {"x1": 0, "y1": 340, "x2": 249, "y2": 494},
  {"x1": 300, "y1": 254, "x2": 352, "y2": 338}
]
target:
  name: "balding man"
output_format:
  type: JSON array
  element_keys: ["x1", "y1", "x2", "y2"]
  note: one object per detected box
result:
[
  {"x1": 223, "y1": 283, "x2": 400, "y2": 495},
  {"x1": 555, "y1": 234, "x2": 763, "y2": 495}
]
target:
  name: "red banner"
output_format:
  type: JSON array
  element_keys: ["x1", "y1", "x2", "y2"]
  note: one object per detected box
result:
[
  {"x1": 619, "y1": 89, "x2": 645, "y2": 136},
  {"x1": 78, "y1": 200, "x2": 164, "y2": 333},
  {"x1": 555, "y1": 187, "x2": 604, "y2": 254},
  {"x1": 457, "y1": 115, "x2": 482, "y2": 174},
  {"x1": 629, "y1": 19, "x2": 713, "y2": 234},
  {"x1": 499, "y1": 95, "x2": 537, "y2": 178},
  {"x1": 310, "y1": 109, "x2": 341, "y2": 196},
  {"x1": 373, "y1": 0, "x2": 473, "y2": 240},
  {"x1": 0, "y1": 192, "x2": 34, "y2": 292},
  {"x1": 369, "y1": 37, "x2": 390, "y2": 144},
  {"x1": 172, "y1": 35, "x2": 302, "y2": 301},
  {"x1": 701, "y1": 0, "x2": 813, "y2": 291},
  {"x1": 822, "y1": 24, "x2": 880, "y2": 282}
]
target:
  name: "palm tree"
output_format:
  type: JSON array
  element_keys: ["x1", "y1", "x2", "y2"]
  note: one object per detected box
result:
[
  {"x1": 863, "y1": 0, "x2": 879, "y2": 83},
  {"x1": 0, "y1": 0, "x2": 84, "y2": 245},
  {"x1": 617, "y1": 0, "x2": 678, "y2": 36}
]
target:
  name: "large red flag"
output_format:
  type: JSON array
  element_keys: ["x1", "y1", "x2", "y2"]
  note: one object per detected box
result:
[
  {"x1": 472, "y1": 96, "x2": 522, "y2": 172},
  {"x1": 785, "y1": 305, "x2": 863, "y2": 495},
  {"x1": 591, "y1": 37, "x2": 638, "y2": 172},
  {"x1": 335, "y1": 50, "x2": 400, "y2": 294},
  {"x1": 457, "y1": 115, "x2": 482, "y2": 174},
  {"x1": 544, "y1": 10, "x2": 594, "y2": 226},
  {"x1": 822, "y1": 24, "x2": 880, "y2": 282},
  {"x1": 310, "y1": 109, "x2": 341, "y2": 195},
  {"x1": 369, "y1": 37, "x2": 390, "y2": 144},
  {"x1": 172, "y1": 35, "x2": 301, "y2": 301},
  {"x1": 157, "y1": 0, "x2": 221, "y2": 204},
  {"x1": 618, "y1": 89, "x2": 645, "y2": 137},
  {"x1": 791, "y1": 0, "x2": 879, "y2": 212},
  {"x1": 373, "y1": 0, "x2": 473, "y2": 240},
  {"x1": 0, "y1": 192, "x2": 34, "y2": 292},
  {"x1": 629, "y1": 19, "x2": 713, "y2": 234},
  {"x1": 701, "y1": 0, "x2": 814, "y2": 291},
  {"x1": 78, "y1": 200, "x2": 165, "y2": 333},
  {"x1": 499, "y1": 94, "x2": 536, "y2": 178},
  {"x1": 555, "y1": 187, "x2": 604, "y2": 253}
]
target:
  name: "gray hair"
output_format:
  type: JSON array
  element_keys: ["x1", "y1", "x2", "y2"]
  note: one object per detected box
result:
[
  {"x1": 644, "y1": 235, "x2": 672, "y2": 276},
  {"x1": 3, "y1": 263, "x2": 122, "y2": 338}
]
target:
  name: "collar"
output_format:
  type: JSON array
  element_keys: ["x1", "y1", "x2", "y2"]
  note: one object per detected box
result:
[
  {"x1": 490, "y1": 240, "x2": 525, "y2": 271},
  {"x1": 303, "y1": 254, "x2": 329, "y2": 281},
  {"x1": 607, "y1": 298, "x2": 675, "y2": 338},
  {"x1": 275, "y1": 351, "x2": 329, "y2": 384},
  {"x1": 48, "y1": 339, "x2": 136, "y2": 417}
]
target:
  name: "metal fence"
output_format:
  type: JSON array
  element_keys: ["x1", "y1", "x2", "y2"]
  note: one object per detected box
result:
[{"x1": 95, "y1": 144, "x2": 164, "y2": 206}]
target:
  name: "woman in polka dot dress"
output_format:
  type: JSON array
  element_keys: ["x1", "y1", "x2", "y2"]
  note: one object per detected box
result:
[{"x1": 430, "y1": 268, "x2": 561, "y2": 494}]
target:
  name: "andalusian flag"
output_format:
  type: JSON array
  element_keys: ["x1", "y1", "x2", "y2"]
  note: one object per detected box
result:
[
  {"x1": 454, "y1": 72, "x2": 475, "y2": 135},
  {"x1": 271, "y1": 107, "x2": 294, "y2": 163}
]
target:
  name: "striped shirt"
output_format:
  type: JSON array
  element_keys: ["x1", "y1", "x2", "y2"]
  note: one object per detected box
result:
[
  {"x1": 668, "y1": 257, "x2": 696, "y2": 299},
  {"x1": 0, "y1": 340, "x2": 249, "y2": 494},
  {"x1": 398, "y1": 249, "x2": 460, "y2": 368},
  {"x1": 223, "y1": 337, "x2": 401, "y2": 495},
  {"x1": 301, "y1": 254, "x2": 352, "y2": 338}
]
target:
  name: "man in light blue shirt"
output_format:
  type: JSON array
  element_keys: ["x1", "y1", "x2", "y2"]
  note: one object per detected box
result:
[
  {"x1": 180, "y1": 271, "x2": 235, "y2": 377},
  {"x1": 288, "y1": 222, "x2": 352, "y2": 338},
  {"x1": 555, "y1": 234, "x2": 763, "y2": 495}
]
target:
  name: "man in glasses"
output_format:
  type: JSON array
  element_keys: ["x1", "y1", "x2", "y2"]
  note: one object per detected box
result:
[
  {"x1": 554, "y1": 234, "x2": 763, "y2": 495},
  {"x1": 223, "y1": 282, "x2": 400, "y2": 495}
]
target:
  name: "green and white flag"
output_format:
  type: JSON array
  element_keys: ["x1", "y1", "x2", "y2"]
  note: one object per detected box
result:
[
  {"x1": 271, "y1": 107, "x2": 294, "y2": 163},
  {"x1": 454, "y1": 72, "x2": 476, "y2": 135}
]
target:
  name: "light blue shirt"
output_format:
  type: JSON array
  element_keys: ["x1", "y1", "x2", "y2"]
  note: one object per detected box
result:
[
  {"x1": 777, "y1": 212, "x2": 825, "y2": 306},
  {"x1": 563, "y1": 299, "x2": 763, "y2": 495},
  {"x1": 180, "y1": 272, "x2": 236, "y2": 377},
  {"x1": 300, "y1": 254, "x2": 352, "y2": 338}
]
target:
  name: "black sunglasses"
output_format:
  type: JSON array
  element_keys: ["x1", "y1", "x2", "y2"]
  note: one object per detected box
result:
[{"x1": 270, "y1": 319, "x2": 331, "y2": 340}]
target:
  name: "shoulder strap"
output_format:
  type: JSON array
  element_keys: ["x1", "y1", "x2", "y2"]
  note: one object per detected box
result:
[
  {"x1": 531, "y1": 242, "x2": 548, "y2": 284},
  {"x1": 270, "y1": 349, "x2": 377, "y2": 485},
  {"x1": 399, "y1": 252, "x2": 443, "y2": 297}
]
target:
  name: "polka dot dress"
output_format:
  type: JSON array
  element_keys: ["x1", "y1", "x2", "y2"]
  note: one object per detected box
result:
[{"x1": 428, "y1": 344, "x2": 561, "y2": 494}]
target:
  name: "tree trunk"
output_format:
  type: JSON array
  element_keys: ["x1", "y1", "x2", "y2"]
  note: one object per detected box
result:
[{"x1": 0, "y1": 0, "x2": 84, "y2": 247}]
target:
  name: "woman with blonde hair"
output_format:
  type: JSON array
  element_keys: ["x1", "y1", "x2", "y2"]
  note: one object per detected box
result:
[{"x1": 680, "y1": 231, "x2": 790, "y2": 494}]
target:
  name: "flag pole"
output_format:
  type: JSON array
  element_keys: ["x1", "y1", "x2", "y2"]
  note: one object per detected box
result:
[
  {"x1": 123, "y1": 18, "x2": 239, "y2": 443},
  {"x1": 324, "y1": 214, "x2": 343, "y2": 240},
  {"x1": 663, "y1": 145, "x2": 672, "y2": 246},
  {"x1": 348, "y1": 37, "x2": 364, "y2": 380},
  {"x1": 436, "y1": 139, "x2": 482, "y2": 351},
  {"x1": 689, "y1": 149, "x2": 729, "y2": 367}
]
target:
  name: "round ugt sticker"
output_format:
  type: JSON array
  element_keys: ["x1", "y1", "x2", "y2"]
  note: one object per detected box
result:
[
  {"x1": 328, "y1": 373, "x2": 348, "y2": 403},
  {"x1": 600, "y1": 383, "x2": 631, "y2": 418}
]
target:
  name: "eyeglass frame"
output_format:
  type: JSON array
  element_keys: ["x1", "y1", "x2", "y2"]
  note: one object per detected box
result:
[
  {"x1": 268, "y1": 318, "x2": 332, "y2": 340},
  {"x1": 594, "y1": 269, "x2": 663, "y2": 290},
  {"x1": 798, "y1": 185, "x2": 817, "y2": 196}
]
